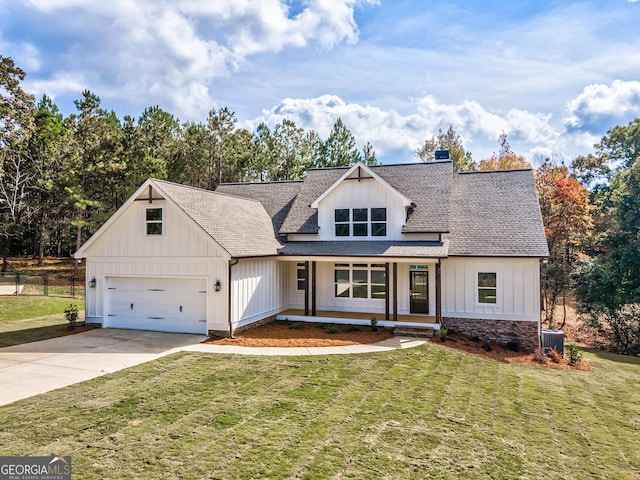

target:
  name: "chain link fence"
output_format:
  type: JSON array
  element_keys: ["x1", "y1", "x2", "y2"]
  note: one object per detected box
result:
[{"x1": 0, "y1": 272, "x2": 85, "y2": 299}]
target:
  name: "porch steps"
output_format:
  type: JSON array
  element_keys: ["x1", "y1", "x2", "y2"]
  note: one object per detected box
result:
[{"x1": 392, "y1": 326, "x2": 436, "y2": 338}]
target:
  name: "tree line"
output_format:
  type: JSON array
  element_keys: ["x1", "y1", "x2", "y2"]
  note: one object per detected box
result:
[
  {"x1": 0, "y1": 56, "x2": 375, "y2": 268},
  {"x1": 2, "y1": 55, "x2": 639, "y2": 354}
]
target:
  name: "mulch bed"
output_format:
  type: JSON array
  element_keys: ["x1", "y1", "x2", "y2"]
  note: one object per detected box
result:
[
  {"x1": 61, "y1": 323, "x2": 100, "y2": 334},
  {"x1": 205, "y1": 320, "x2": 592, "y2": 370},
  {"x1": 205, "y1": 320, "x2": 393, "y2": 347},
  {"x1": 431, "y1": 331, "x2": 593, "y2": 371}
]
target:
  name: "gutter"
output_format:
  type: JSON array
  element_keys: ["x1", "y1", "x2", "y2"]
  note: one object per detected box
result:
[{"x1": 228, "y1": 258, "x2": 239, "y2": 338}]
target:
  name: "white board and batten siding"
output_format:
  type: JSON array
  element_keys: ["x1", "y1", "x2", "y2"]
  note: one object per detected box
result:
[
  {"x1": 231, "y1": 258, "x2": 289, "y2": 330},
  {"x1": 82, "y1": 197, "x2": 230, "y2": 334},
  {"x1": 442, "y1": 257, "x2": 540, "y2": 321},
  {"x1": 315, "y1": 176, "x2": 406, "y2": 241}
]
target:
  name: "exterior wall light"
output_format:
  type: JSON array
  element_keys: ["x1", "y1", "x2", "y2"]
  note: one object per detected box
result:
[
  {"x1": 214, "y1": 280, "x2": 222, "y2": 292},
  {"x1": 89, "y1": 277, "x2": 97, "y2": 288}
]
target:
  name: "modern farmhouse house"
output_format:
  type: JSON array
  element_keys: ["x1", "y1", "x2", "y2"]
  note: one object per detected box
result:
[{"x1": 74, "y1": 160, "x2": 549, "y2": 349}]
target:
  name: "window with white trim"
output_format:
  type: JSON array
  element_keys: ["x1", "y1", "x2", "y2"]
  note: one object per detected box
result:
[
  {"x1": 335, "y1": 209, "x2": 350, "y2": 236},
  {"x1": 146, "y1": 207, "x2": 163, "y2": 235},
  {"x1": 334, "y1": 263, "x2": 386, "y2": 299},
  {"x1": 353, "y1": 208, "x2": 368, "y2": 236},
  {"x1": 334, "y1": 208, "x2": 387, "y2": 237},
  {"x1": 477, "y1": 272, "x2": 497, "y2": 304},
  {"x1": 296, "y1": 263, "x2": 306, "y2": 291},
  {"x1": 371, "y1": 208, "x2": 387, "y2": 236}
]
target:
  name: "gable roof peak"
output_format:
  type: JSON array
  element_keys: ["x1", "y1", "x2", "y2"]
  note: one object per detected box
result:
[{"x1": 310, "y1": 162, "x2": 413, "y2": 208}]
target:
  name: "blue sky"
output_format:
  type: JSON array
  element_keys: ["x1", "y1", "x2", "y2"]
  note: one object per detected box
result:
[{"x1": 1, "y1": 0, "x2": 639, "y2": 164}]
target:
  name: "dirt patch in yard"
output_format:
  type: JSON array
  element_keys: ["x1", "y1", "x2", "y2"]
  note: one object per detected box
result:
[{"x1": 206, "y1": 321, "x2": 393, "y2": 347}]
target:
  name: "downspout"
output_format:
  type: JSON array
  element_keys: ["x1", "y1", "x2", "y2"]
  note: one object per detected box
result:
[
  {"x1": 228, "y1": 258, "x2": 239, "y2": 338},
  {"x1": 435, "y1": 258, "x2": 442, "y2": 325},
  {"x1": 539, "y1": 258, "x2": 544, "y2": 348}
]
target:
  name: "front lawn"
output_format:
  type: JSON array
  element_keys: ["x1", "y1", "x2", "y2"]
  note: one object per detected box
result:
[
  {"x1": 0, "y1": 296, "x2": 85, "y2": 347},
  {"x1": 1, "y1": 344, "x2": 639, "y2": 479}
]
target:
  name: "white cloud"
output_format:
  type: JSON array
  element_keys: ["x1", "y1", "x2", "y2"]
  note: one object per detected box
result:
[
  {"x1": 26, "y1": 72, "x2": 88, "y2": 99},
  {"x1": 249, "y1": 94, "x2": 563, "y2": 161},
  {"x1": 19, "y1": 0, "x2": 373, "y2": 117},
  {"x1": 564, "y1": 80, "x2": 640, "y2": 130}
]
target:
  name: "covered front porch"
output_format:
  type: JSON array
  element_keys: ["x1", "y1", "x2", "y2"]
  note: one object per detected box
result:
[
  {"x1": 278, "y1": 251, "x2": 445, "y2": 328},
  {"x1": 276, "y1": 308, "x2": 439, "y2": 329}
]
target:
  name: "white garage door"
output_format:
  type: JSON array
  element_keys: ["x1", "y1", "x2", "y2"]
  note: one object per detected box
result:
[{"x1": 106, "y1": 277, "x2": 207, "y2": 334}]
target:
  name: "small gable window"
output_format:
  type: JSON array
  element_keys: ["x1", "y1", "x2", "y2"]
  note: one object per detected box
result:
[
  {"x1": 146, "y1": 208, "x2": 163, "y2": 235},
  {"x1": 477, "y1": 272, "x2": 497, "y2": 304}
]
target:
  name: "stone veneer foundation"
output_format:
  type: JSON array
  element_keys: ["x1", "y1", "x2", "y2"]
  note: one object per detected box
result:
[{"x1": 444, "y1": 317, "x2": 540, "y2": 351}]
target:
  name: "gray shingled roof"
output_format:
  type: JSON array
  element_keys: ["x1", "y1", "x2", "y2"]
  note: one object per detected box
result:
[
  {"x1": 280, "y1": 240, "x2": 449, "y2": 258},
  {"x1": 375, "y1": 162, "x2": 453, "y2": 233},
  {"x1": 153, "y1": 180, "x2": 282, "y2": 258},
  {"x1": 215, "y1": 181, "x2": 302, "y2": 235},
  {"x1": 205, "y1": 163, "x2": 549, "y2": 258},
  {"x1": 279, "y1": 162, "x2": 453, "y2": 234},
  {"x1": 448, "y1": 170, "x2": 549, "y2": 256},
  {"x1": 279, "y1": 168, "x2": 343, "y2": 234}
]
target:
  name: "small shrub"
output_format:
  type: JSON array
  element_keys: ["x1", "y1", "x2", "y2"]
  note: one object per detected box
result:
[
  {"x1": 549, "y1": 346, "x2": 562, "y2": 363},
  {"x1": 506, "y1": 339, "x2": 520, "y2": 352},
  {"x1": 565, "y1": 342, "x2": 583, "y2": 365},
  {"x1": 533, "y1": 347, "x2": 547, "y2": 363},
  {"x1": 346, "y1": 324, "x2": 361, "y2": 332},
  {"x1": 64, "y1": 304, "x2": 79, "y2": 329},
  {"x1": 439, "y1": 326, "x2": 448, "y2": 342},
  {"x1": 289, "y1": 322, "x2": 304, "y2": 330},
  {"x1": 316, "y1": 323, "x2": 329, "y2": 329},
  {"x1": 324, "y1": 325, "x2": 340, "y2": 334},
  {"x1": 370, "y1": 316, "x2": 378, "y2": 332}
]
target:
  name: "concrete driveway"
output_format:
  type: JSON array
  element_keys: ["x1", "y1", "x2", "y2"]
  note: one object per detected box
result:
[{"x1": 0, "y1": 328, "x2": 207, "y2": 406}]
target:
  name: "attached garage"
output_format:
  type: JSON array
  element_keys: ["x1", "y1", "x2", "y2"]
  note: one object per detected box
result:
[
  {"x1": 75, "y1": 179, "x2": 286, "y2": 336},
  {"x1": 105, "y1": 276, "x2": 207, "y2": 334}
]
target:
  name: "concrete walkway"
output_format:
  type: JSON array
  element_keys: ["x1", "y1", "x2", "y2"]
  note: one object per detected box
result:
[
  {"x1": 182, "y1": 336, "x2": 426, "y2": 356},
  {"x1": 0, "y1": 329, "x2": 426, "y2": 406}
]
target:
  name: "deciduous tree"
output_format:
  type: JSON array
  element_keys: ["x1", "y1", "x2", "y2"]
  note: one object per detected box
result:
[
  {"x1": 0, "y1": 56, "x2": 36, "y2": 271},
  {"x1": 536, "y1": 159, "x2": 592, "y2": 328},
  {"x1": 478, "y1": 132, "x2": 531, "y2": 171},
  {"x1": 575, "y1": 118, "x2": 640, "y2": 354}
]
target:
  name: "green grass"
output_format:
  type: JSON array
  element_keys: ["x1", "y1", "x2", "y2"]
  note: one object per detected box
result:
[
  {"x1": 0, "y1": 296, "x2": 85, "y2": 347},
  {"x1": 1, "y1": 344, "x2": 639, "y2": 479}
]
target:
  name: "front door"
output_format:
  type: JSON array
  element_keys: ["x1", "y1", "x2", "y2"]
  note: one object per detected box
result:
[{"x1": 410, "y1": 270, "x2": 429, "y2": 314}]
